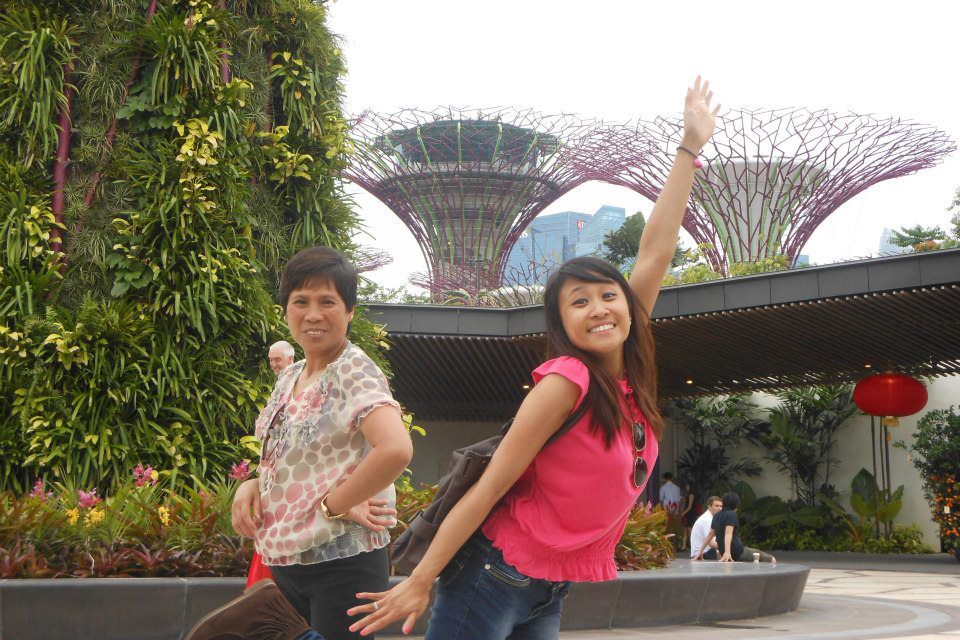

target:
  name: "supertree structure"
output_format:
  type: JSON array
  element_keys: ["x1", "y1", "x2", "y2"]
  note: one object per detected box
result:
[
  {"x1": 345, "y1": 108, "x2": 601, "y2": 293},
  {"x1": 583, "y1": 109, "x2": 955, "y2": 272}
]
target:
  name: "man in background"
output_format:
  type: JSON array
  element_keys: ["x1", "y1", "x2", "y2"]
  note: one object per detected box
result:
[
  {"x1": 695, "y1": 492, "x2": 776, "y2": 563},
  {"x1": 268, "y1": 340, "x2": 296, "y2": 376},
  {"x1": 690, "y1": 496, "x2": 722, "y2": 560},
  {"x1": 658, "y1": 471, "x2": 682, "y2": 511}
]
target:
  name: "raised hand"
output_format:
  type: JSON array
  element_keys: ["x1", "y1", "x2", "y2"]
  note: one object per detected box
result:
[{"x1": 682, "y1": 75, "x2": 720, "y2": 153}]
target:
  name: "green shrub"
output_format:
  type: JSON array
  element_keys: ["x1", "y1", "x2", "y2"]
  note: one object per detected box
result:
[
  {"x1": 1, "y1": 475, "x2": 674, "y2": 577},
  {"x1": 900, "y1": 407, "x2": 960, "y2": 551}
]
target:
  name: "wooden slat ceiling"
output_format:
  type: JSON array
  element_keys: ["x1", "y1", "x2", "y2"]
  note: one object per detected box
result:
[{"x1": 383, "y1": 284, "x2": 960, "y2": 421}]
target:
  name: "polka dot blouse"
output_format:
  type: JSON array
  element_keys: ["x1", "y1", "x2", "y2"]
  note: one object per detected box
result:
[{"x1": 253, "y1": 342, "x2": 400, "y2": 566}]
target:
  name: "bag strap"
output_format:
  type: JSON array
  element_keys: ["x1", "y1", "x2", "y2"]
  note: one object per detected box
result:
[{"x1": 544, "y1": 399, "x2": 588, "y2": 447}]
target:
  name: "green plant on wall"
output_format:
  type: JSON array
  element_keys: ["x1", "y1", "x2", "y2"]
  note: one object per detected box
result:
[{"x1": 0, "y1": 0, "x2": 374, "y2": 493}]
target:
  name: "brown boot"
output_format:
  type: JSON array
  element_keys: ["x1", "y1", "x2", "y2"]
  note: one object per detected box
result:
[{"x1": 186, "y1": 580, "x2": 314, "y2": 640}]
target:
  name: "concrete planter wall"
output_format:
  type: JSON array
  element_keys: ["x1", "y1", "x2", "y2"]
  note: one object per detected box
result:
[{"x1": 0, "y1": 562, "x2": 808, "y2": 639}]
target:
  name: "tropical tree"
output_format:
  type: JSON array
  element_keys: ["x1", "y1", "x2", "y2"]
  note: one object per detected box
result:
[
  {"x1": 674, "y1": 395, "x2": 769, "y2": 495},
  {"x1": 762, "y1": 384, "x2": 857, "y2": 507},
  {"x1": 602, "y1": 212, "x2": 688, "y2": 271},
  {"x1": 891, "y1": 224, "x2": 949, "y2": 252},
  {"x1": 0, "y1": 0, "x2": 373, "y2": 492}
]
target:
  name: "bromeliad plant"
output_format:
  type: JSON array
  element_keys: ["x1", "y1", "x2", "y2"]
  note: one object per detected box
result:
[
  {"x1": 614, "y1": 502, "x2": 675, "y2": 570},
  {"x1": 0, "y1": 468, "x2": 250, "y2": 579},
  {"x1": 3, "y1": 470, "x2": 675, "y2": 578}
]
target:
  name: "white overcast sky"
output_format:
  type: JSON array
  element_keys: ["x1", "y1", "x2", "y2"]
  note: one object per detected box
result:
[{"x1": 328, "y1": 0, "x2": 959, "y2": 289}]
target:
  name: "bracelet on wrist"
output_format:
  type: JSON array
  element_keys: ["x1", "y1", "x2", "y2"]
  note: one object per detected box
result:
[
  {"x1": 320, "y1": 493, "x2": 346, "y2": 520},
  {"x1": 677, "y1": 145, "x2": 704, "y2": 169}
]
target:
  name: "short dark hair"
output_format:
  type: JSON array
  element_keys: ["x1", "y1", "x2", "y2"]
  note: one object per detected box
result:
[
  {"x1": 279, "y1": 247, "x2": 358, "y2": 311},
  {"x1": 662, "y1": 472, "x2": 673, "y2": 481},
  {"x1": 722, "y1": 492, "x2": 740, "y2": 510}
]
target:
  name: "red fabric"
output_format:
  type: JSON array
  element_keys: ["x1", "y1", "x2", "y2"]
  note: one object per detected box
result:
[{"x1": 246, "y1": 551, "x2": 273, "y2": 588}]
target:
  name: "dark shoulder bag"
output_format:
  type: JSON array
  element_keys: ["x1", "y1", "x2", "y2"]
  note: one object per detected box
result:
[{"x1": 390, "y1": 404, "x2": 586, "y2": 575}]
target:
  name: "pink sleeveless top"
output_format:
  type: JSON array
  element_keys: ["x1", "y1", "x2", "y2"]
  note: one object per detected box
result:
[{"x1": 481, "y1": 356, "x2": 659, "y2": 582}]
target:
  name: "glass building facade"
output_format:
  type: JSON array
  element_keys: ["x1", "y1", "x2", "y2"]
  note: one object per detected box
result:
[{"x1": 506, "y1": 205, "x2": 626, "y2": 285}]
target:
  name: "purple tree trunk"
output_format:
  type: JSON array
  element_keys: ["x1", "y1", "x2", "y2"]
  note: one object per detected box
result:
[
  {"x1": 219, "y1": 1, "x2": 230, "y2": 83},
  {"x1": 82, "y1": 0, "x2": 159, "y2": 211},
  {"x1": 51, "y1": 60, "x2": 75, "y2": 258}
]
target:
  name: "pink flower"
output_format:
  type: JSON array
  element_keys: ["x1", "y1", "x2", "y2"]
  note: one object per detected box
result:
[
  {"x1": 229, "y1": 460, "x2": 251, "y2": 482},
  {"x1": 133, "y1": 464, "x2": 158, "y2": 487},
  {"x1": 30, "y1": 478, "x2": 53, "y2": 501},
  {"x1": 76, "y1": 488, "x2": 101, "y2": 509}
]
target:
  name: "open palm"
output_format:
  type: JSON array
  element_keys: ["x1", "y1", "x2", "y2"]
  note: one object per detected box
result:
[{"x1": 682, "y1": 76, "x2": 720, "y2": 152}]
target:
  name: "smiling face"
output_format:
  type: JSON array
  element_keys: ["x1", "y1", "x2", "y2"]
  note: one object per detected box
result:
[
  {"x1": 557, "y1": 277, "x2": 632, "y2": 375},
  {"x1": 285, "y1": 279, "x2": 354, "y2": 364}
]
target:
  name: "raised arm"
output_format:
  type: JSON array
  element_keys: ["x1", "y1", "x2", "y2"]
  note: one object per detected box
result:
[{"x1": 629, "y1": 76, "x2": 720, "y2": 316}]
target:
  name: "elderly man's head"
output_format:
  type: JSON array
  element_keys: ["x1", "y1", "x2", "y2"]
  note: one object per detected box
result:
[{"x1": 268, "y1": 341, "x2": 296, "y2": 376}]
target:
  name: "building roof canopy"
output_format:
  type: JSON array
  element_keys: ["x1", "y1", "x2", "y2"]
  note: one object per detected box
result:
[{"x1": 367, "y1": 250, "x2": 960, "y2": 421}]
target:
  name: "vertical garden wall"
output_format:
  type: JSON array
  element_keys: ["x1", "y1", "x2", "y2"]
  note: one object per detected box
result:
[{"x1": 0, "y1": 0, "x2": 368, "y2": 491}]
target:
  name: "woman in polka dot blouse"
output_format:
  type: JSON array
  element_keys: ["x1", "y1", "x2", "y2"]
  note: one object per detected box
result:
[{"x1": 231, "y1": 246, "x2": 414, "y2": 640}]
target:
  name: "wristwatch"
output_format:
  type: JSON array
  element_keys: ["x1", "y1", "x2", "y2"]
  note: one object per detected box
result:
[{"x1": 320, "y1": 494, "x2": 346, "y2": 520}]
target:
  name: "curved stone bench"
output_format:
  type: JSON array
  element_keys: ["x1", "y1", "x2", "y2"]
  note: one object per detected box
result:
[{"x1": 0, "y1": 561, "x2": 808, "y2": 639}]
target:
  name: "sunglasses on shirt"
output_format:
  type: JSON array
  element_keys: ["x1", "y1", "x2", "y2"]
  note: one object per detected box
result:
[
  {"x1": 262, "y1": 402, "x2": 289, "y2": 466},
  {"x1": 633, "y1": 421, "x2": 648, "y2": 489}
]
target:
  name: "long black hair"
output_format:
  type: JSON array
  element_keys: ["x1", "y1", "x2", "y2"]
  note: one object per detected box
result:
[{"x1": 543, "y1": 256, "x2": 662, "y2": 446}]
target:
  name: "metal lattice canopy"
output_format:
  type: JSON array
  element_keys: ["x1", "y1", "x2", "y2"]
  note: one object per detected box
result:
[
  {"x1": 345, "y1": 108, "x2": 603, "y2": 293},
  {"x1": 584, "y1": 109, "x2": 955, "y2": 272}
]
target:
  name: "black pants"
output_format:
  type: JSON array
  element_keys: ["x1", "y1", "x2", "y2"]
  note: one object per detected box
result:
[{"x1": 270, "y1": 547, "x2": 390, "y2": 640}]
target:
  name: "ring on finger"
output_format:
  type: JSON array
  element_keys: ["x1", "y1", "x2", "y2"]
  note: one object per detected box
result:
[{"x1": 372, "y1": 602, "x2": 380, "y2": 612}]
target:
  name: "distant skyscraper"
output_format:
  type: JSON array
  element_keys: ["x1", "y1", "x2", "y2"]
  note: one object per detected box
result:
[
  {"x1": 575, "y1": 205, "x2": 626, "y2": 258},
  {"x1": 879, "y1": 228, "x2": 909, "y2": 256},
  {"x1": 506, "y1": 211, "x2": 587, "y2": 285},
  {"x1": 506, "y1": 205, "x2": 625, "y2": 285}
]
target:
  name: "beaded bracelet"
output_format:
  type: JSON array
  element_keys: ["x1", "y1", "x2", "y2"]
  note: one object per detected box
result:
[{"x1": 677, "y1": 145, "x2": 704, "y2": 169}]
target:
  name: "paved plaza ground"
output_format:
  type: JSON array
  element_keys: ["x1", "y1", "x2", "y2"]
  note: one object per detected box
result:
[{"x1": 393, "y1": 553, "x2": 960, "y2": 640}]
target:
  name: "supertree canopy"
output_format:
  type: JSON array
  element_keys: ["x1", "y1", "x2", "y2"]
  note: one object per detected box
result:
[
  {"x1": 585, "y1": 108, "x2": 955, "y2": 271},
  {"x1": 345, "y1": 108, "x2": 599, "y2": 292}
]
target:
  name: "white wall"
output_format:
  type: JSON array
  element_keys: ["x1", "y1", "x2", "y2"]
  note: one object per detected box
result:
[
  {"x1": 407, "y1": 376, "x2": 958, "y2": 549},
  {"x1": 407, "y1": 419, "x2": 504, "y2": 486},
  {"x1": 659, "y1": 375, "x2": 960, "y2": 549}
]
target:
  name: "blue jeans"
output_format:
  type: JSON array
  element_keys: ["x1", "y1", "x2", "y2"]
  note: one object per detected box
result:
[
  {"x1": 424, "y1": 532, "x2": 571, "y2": 640},
  {"x1": 297, "y1": 633, "x2": 325, "y2": 640}
]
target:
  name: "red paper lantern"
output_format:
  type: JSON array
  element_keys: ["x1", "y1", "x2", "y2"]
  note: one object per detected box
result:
[{"x1": 854, "y1": 373, "x2": 928, "y2": 417}]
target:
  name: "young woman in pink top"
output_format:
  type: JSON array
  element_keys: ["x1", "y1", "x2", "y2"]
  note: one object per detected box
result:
[{"x1": 348, "y1": 78, "x2": 721, "y2": 639}]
